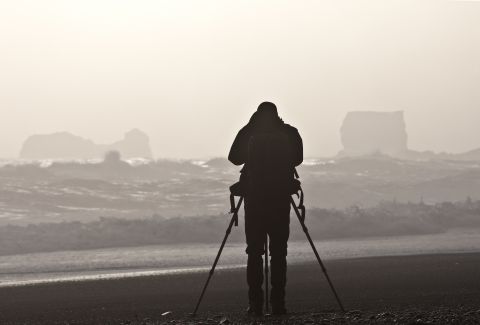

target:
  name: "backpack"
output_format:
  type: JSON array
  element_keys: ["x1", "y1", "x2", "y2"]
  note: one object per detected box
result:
[{"x1": 244, "y1": 131, "x2": 297, "y2": 197}]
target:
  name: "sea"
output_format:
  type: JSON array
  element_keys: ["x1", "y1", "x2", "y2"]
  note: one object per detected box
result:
[{"x1": 1, "y1": 228, "x2": 480, "y2": 287}]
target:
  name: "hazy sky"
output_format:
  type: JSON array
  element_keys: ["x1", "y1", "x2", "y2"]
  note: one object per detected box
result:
[{"x1": 1, "y1": 0, "x2": 479, "y2": 159}]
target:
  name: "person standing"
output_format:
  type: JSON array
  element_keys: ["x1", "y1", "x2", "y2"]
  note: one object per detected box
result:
[{"x1": 228, "y1": 102, "x2": 303, "y2": 316}]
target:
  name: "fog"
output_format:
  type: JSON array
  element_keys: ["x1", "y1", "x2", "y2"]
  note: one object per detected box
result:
[
  {"x1": 2, "y1": 3, "x2": 480, "y2": 308},
  {"x1": 1, "y1": 0, "x2": 480, "y2": 159}
]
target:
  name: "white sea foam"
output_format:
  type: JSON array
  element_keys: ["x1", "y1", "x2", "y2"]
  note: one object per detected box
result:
[
  {"x1": 0, "y1": 265, "x2": 244, "y2": 288},
  {"x1": 0, "y1": 229, "x2": 479, "y2": 288},
  {"x1": 0, "y1": 158, "x2": 153, "y2": 168}
]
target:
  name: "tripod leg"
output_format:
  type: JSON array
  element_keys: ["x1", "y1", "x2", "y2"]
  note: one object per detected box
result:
[
  {"x1": 264, "y1": 235, "x2": 269, "y2": 313},
  {"x1": 290, "y1": 198, "x2": 345, "y2": 312},
  {"x1": 192, "y1": 197, "x2": 244, "y2": 316}
]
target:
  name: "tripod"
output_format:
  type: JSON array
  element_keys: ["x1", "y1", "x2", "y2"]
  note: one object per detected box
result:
[{"x1": 192, "y1": 191, "x2": 345, "y2": 316}]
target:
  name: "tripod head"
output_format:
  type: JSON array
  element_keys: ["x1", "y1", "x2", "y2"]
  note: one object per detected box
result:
[{"x1": 292, "y1": 168, "x2": 306, "y2": 222}]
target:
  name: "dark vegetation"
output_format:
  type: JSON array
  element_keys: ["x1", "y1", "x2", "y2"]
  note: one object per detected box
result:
[
  {"x1": 0, "y1": 198, "x2": 479, "y2": 256},
  {"x1": 1, "y1": 155, "x2": 480, "y2": 255}
]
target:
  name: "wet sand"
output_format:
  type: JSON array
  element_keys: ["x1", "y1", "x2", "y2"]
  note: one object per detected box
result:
[{"x1": 0, "y1": 253, "x2": 479, "y2": 324}]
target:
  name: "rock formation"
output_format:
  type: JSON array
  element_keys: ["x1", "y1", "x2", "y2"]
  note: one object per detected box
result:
[
  {"x1": 107, "y1": 129, "x2": 153, "y2": 159},
  {"x1": 20, "y1": 129, "x2": 153, "y2": 160},
  {"x1": 339, "y1": 111, "x2": 408, "y2": 157}
]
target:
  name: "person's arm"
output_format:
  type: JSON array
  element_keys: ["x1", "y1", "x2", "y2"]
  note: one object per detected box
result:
[
  {"x1": 290, "y1": 128, "x2": 303, "y2": 167},
  {"x1": 228, "y1": 126, "x2": 251, "y2": 166}
]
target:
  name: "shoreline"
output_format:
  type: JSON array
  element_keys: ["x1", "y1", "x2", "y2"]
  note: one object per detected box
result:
[
  {"x1": 1, "y1": 252, "x2": 480, "y2": 324},
  {"x1": 2, "y1": 247, "x2": 480, "y2": 288}
]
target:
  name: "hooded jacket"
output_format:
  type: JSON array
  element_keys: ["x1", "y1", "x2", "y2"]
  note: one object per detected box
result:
[{"x1": 228, "y1": 113, "x2": 303, "y2": 167}]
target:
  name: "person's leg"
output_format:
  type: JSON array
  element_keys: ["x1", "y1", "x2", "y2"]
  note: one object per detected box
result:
[
  {"x1": 267, "y1": 197, "x2": 290, "y2": 314},
  {"x1": 246, "y1": 254, "x2": 263, "y2": 312},
  {"x1": 270, "y1": 254, "x2": 287, "y2": 312},
  {"x1": 244, "y1": 197, "x2": 266, "y2": 314}
]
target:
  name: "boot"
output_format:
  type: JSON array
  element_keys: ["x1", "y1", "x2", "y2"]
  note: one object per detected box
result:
[
  {"x1": 247, "y1": 303, "x2": 263, "y2": 317},
  {"x1": 270, "y1": 255, "x2": 287, "y2": 315},
  {"x1": 247, "y1": 254, "x2": 264, "y2": 316}
]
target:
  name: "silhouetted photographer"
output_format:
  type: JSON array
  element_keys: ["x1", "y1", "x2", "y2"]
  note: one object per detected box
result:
[
  {"x1": 228, "y1": 102, "x2": 303, "y2": 315},
  {"x1": 192, "y1": 102, "x2": 344, "y2": 318}
]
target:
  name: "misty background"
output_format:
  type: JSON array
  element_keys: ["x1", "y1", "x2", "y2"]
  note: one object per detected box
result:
[
  {"x1": 1, "y1": 1, "x2": 480, "y2": 287},
  {"x1": 1, "y1": 0, "x2": 480, "y2": 159}
]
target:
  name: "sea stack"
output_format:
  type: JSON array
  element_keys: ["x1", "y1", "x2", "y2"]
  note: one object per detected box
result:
[
  {"x1": 19, "y1": 129, "x2": 153, "y2": 160},
  {"x1": 339, "y1": 111, "x2": 408, "y2": 157}
]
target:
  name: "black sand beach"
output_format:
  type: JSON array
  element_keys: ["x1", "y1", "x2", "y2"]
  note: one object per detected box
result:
[{"x1": 0, "y1": 253, "x2": 479, "y2": 324}]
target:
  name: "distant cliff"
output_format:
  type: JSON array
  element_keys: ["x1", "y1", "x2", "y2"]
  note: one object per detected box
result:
[
  {"x1": 20, "y1": 129, "x2": 153, "y2": 160},
  {"x1": 339, "y1": 111, "x2": 408, "y2": 157},
  {"x1": 338, "y1": 111, "x2": 480, "y2": 161}
]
